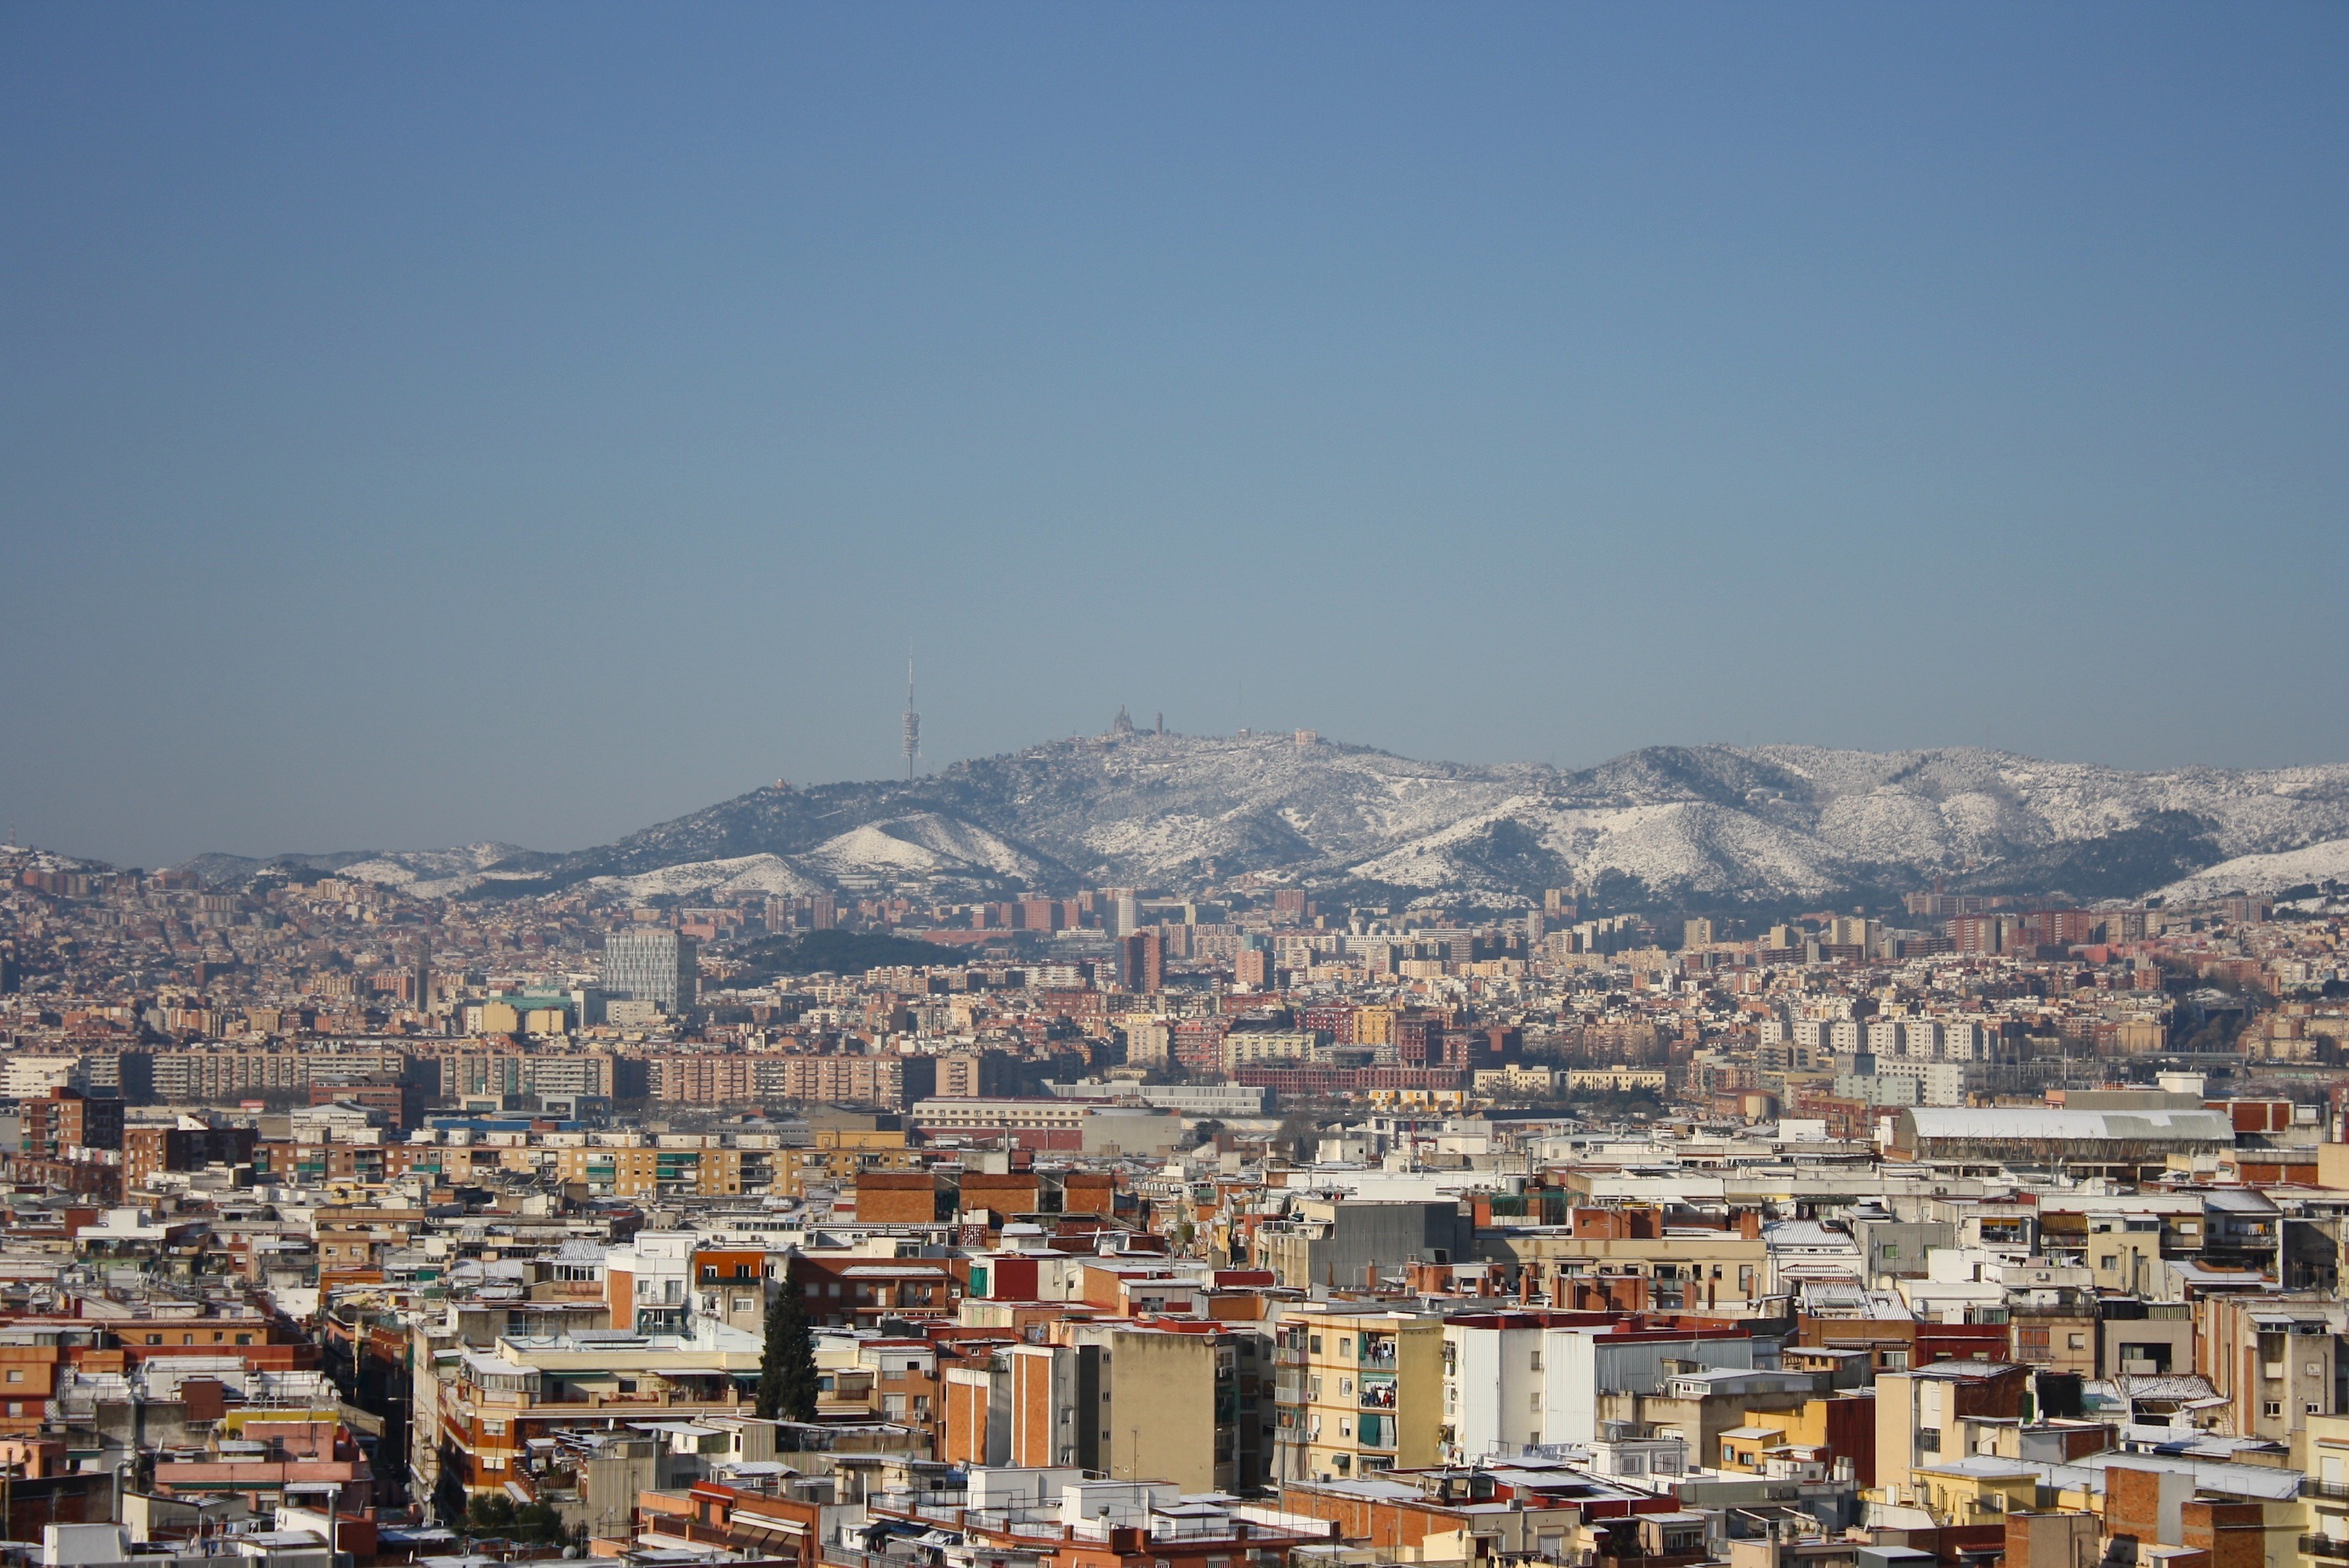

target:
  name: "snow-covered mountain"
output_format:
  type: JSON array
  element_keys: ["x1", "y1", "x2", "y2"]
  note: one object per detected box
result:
[
  {"x1": 178, "y1": 842, "x2": 529, "y2": 896},
  {"x1": 2155, "y1": 837, "x2": 2349, "y2": 903},
  {"x1": 184, "y1": 734, "x2": 2349, "y2": 906}
]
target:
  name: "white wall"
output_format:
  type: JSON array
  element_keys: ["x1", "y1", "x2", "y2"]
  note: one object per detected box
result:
[
  {"x1": 1543, "y1": 1329, "x2": 1756, "y2": 1446},
  {"x1": 1445, "y1": 1323, "x2": 1547, "y2": 1459}
]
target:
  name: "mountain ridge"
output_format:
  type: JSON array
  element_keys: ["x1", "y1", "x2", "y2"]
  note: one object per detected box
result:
[{"x1": 169, "y1": 734, "x2": 2349, "y2": 908}]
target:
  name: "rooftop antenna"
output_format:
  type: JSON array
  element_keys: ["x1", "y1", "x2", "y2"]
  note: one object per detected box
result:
[{"x1": 902, "y1": 654, "x2": 920, "y2": 781}]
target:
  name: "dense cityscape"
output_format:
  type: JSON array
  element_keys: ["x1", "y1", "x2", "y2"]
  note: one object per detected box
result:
[
  {"x1": 8, "y1": 10, "x2": 2342, "y2": 1568},
  {"x1": 2, "y1": 727, "x2": 2348, "y2": 1568}
]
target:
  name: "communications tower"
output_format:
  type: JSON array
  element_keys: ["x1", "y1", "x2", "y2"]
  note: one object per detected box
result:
[{"x1": 902, "y1": 656, "x2": 920, "y2": 780}]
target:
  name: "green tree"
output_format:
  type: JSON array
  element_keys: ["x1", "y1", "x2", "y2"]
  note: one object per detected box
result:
[
  {"x1": 463, "y1": 1494, "x2": 516, "y2": 1538},
  {"x1": 463, "y1": 1494, "x2": 568, "y2": 1544},
  {"x1": 1273, "y1": 1111, "x2": 1322, "y2": 1162},
  {"x1": 521, "y1": 1502, "x2": 568, "y2": 1542},
  {"x1": 757, "y1": 1279, "x2": 818, "y2": 1422}
]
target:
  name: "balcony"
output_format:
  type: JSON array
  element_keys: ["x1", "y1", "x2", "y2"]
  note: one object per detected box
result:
[{"x1": 2301, "y1": 1537, "x2": 2349, "y2": 1560}]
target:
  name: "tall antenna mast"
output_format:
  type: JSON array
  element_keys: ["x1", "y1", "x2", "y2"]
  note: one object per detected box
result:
[{"x1": 902, "y1": 654, "x2": 920, "y2": 780}]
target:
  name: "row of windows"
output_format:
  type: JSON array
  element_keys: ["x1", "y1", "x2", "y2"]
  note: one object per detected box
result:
[
  {"x1": 801, "y1": 1279, "x2": 949, "y2": 1302},
  {"x1": 143, "y1": 1332, "x2": 254, "y2": 1345}
]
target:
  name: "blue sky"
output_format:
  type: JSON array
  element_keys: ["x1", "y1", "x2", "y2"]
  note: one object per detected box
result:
[{"x1": 3, "y1": 3, "x2": 2343, "y2": 866}]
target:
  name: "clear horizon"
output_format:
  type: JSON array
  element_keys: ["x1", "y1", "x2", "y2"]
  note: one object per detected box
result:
[{"x1": 5, "y1": 4, "x2": 2344, "y2": 867}]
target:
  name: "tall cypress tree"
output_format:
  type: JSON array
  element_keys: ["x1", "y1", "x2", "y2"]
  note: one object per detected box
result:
[{"x1": 757, "y1": 1281, "x2": 818, "y2": 1422}]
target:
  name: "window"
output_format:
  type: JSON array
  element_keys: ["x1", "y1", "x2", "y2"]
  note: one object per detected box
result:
[
  {"x1": 2069, "y1": 1334, "x2": 2085, "y2": 1350},
  {"x1": 2264, "y1": 1401, "x2": 2282, "y2": 1418},
  {"x1": 1309, "y1": 1336, "x2": 1322, "y2": 1354},
  {"x1": 4, "y1": 1371, "x2": 19, "y2": 1385},
  {"x1": 2100, "y1": 1256, "x2": 2117, "y2": 1270},
  {"x1": 2311, "y1": 1403, "x2": 2325, "y2": 1415},
  {"x1": 146, "y1": 1335, "x2": 160, "y2": 1346},
  {"x1": 1918, "y1": 1428, "x2": 1942, "y2": 1454}
]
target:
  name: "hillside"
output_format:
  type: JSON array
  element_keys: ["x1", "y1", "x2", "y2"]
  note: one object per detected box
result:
[{"x1": 179, "y1": 733, "x2": 2349, "y2": 908}]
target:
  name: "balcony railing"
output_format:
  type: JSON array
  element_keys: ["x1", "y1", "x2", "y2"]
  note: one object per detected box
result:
[{"x1": 2301, "y1": 1536, "x2": 2349, "y2": 1560}]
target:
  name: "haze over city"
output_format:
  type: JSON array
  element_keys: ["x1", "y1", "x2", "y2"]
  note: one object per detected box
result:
[
  {"x1": 13, "y1": 11, "x2": 2349, "y2": 1568},
  {"x1": 4, "y1": 5, "x2": 2346, "y2": 867}
]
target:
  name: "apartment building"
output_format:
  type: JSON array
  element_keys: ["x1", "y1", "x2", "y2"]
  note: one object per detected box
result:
[
  {"x1": 121, "y1": 1124, "x2": 258, "y2": 1189},
  {"x1": 990, "y1": 1323, "x2": 1270, "y2": 1493},
  {"x1": 19, "y1": 1088, "x2": 123, "y2": 1158},
  {"x1": 549, "y1": 1140, "x2": 770, "y2": 1199},
  {"x1": 2196, "y1": 1292, "x2": 2342, "y2": 1444},
  {"x1": 603, "y1": 927, "x2": 698, "y2": 1013},
  {"x1": 1873, "y1": 1361, "x2": 2032, "y2": 1506},
  {"x1": 1275, "y1": 1307, "x2": 1443, "y2": 1482}
]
